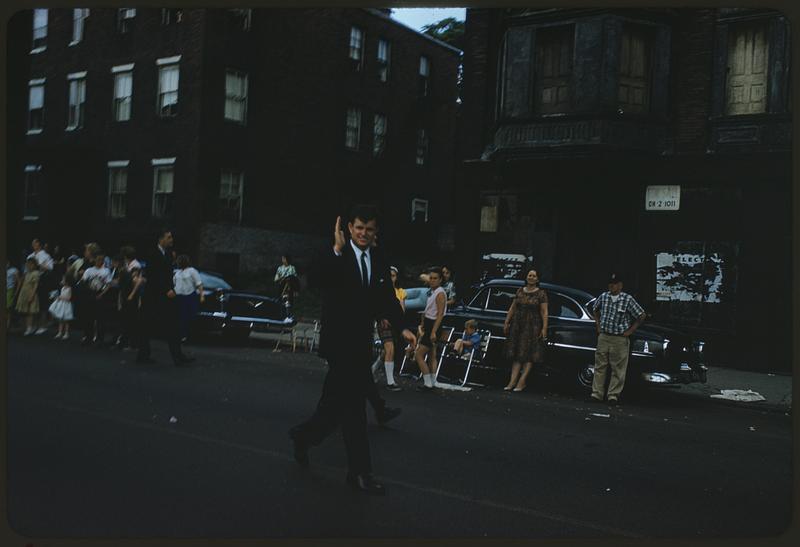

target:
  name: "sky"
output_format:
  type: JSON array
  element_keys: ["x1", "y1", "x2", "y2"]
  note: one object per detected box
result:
[{"x1": 390, "y1": 7, "x2": 466, "y2": 32}]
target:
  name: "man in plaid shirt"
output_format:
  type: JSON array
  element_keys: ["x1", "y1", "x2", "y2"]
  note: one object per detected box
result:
[{"x1": 590, "y1": 273, "x2": 646, "y2": 405}]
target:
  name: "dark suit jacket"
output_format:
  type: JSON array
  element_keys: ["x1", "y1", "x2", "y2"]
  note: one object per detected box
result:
[
  {"x1": 142, "y1": 247, "x2": 175, "y2": 309},
  {"x1": 311, "y1": 242, "x2": 404, "y2": 363}
]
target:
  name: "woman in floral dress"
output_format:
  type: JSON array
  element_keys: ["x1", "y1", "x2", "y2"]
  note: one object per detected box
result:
[{"x1": 503, "y1": 269, "x2": 549, "y2": 392}]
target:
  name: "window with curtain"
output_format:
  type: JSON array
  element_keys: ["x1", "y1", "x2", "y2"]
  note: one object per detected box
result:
[
  {"x1": 32, "y1": 9, "x2": 47, "y2": 50},
  {"x1": 373, "y1": 114, "x2": 387, "y2": 157},
  {"x1": 113, "y1": 70, "x2": 133, "y2": 121},
  {"x1": 107, "y1": 166, "x2": 128, "y2": 219},
  {"x1": 618, "y1": 25, "x2": 652, "y2": 114},
  {"x1": 28, "y1": 80, "x2": 45, "y2": 132},
  {"x1": 415, "y1": 128, "x2": 429, "y2": 165},
  {"x1": 219, "y1": 170, "x2": 244, "y2": 223},
  {"x1": 349, "y1": 27, "x2": 364, "y2": 70},
  {"x1": 71, "y1": 8, "x2": 89, "y2": 44},
  {"x1": 158, "y1": 64, "x2": 179, "y2": 117},
  {"x1": 725, "y1": 22, "x2": 769, "y2": 115},
  {"x1": 118, "y1": 8, "x2": 136, "y2": 33},
  {"x1": 152, "y1": 164, "x2": 174, "y2": 217},
  {"x1": 227, "y1": 9, "x2": 251, "y2": 31},
  {"x1": 224, "y1": 70, "x2": 248, "y2": 123},
  {"x1": 419, "y1": 56, "x2": 431, "y2": 97},
  {"x1": 161, "y1": 9, "x2": 183, "y2": 25},
  {"x1": 377, "y1": 39, "x2": 391, "y2": 82},
  {"x1": 345, "y1": 107, "x2": 361, "y2": 150},
  {"x1": 411, "y1": 198, "x2": 429, "y2": 223},
  {"x1": 67, "y1": 74, "x2": 86, "y2": 129}
]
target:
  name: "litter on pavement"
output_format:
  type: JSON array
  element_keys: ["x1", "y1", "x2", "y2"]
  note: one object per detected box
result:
[
  {"x1": 433, "y1": 382, "x2": 472, "y2": 392},
  {"x1": 169, "y1": 416, "x2": 178, "y2": 424},
  {"x1": 710, "y1": 389, "x2": 766, "y2": 402}
]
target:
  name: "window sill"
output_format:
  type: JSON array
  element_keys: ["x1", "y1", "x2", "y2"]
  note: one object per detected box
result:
[
  {"x1": 26, "y1": 129, "x2": 43, "y2": 135},
  {"x1": 223, "y1": 117, "x2": 247, "y2": 126},
  {"x1": 22, "y1": 216, "x2": 40, "y2": 221},
  {"x1": 30, "y1": 46, "x2": 46, "y2": 54}
]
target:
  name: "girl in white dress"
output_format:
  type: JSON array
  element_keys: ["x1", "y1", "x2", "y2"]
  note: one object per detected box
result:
[{"x1": 49, "y1": 274, "x2": 75, "y2": 340}]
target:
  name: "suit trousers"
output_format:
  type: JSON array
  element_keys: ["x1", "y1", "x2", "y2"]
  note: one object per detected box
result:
[
  {"x1": 592, "y1": 333, "x2": 631, "y2": 400},
  {"x1": 137, "y1": 299, "x2": 182, "y2": 362},
  {"x1": 292, "y1": 354, "x2": 374, "y2": 475}
]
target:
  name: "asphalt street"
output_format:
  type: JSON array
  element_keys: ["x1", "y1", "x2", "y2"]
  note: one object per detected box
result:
[{"x1": 6, "y1": 333, "x2": 792, "y2": 539}]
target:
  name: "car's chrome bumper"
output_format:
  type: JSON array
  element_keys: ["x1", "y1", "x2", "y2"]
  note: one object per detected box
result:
[{"x1": 641, "y1": 364, "x2": 708, "y2": 385}]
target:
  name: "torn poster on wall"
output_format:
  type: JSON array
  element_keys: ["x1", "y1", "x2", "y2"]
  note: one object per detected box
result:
[{"x1": 655, "y1": 252, "x2": 724, "y2": 303}]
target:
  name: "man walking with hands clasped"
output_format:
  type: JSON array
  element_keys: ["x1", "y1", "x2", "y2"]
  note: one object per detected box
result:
[
  {"x1": 590, "y1": 273, "x2": 646, "y2": 405},
  {"x1": 289, "y1": 205, "x2": 416, "y2": 495}
]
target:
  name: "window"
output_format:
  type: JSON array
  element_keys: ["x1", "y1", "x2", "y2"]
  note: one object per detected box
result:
[
  {"x1": 111, "y1": 65, "x2": 133, "y2": 121},
  {"x1": 534, "y1": 25, "x2": 574, "y2": 114},
  {"x1": 67, "y1": 72, "x2": 87, "y2": 130},
  {"x1": 487, "y1": 287, "x2": 517, "y2": 312},
  {"x1": 547, "y1": 293, "x2": 582, "y2": 319},
  {"x1": 415, "y1": 129, "x2": 429, "y2": 165},
  {"x1": 107, "y1": 162, "x2": 128, "y2": 219},
  {"x1": 161, "y1": 8, "x2": 183, "y2": 25},
  {"x1": 117, "y1": 8, "x2": 136, "y2": 33},
  {"x1": 345, "y1": 107, "x2": 361, "y2": 150},
  {"x1": 467, "y1": 288, "x2": 489, "y2": 309},
  {"x1": 23, "y1": 165, "x2": 42, "y2": 220},
  {"x1": 224, "y1": 70, "x2": 248, "y2": 123},
  {"x1": 152, "y1": 159, "x2": 175, "y2": 217},
  {"x1": 419, "y1": 56, "x2": 431, "y2": 96},
  {"x1": 71, "y1": 8, "x2": 89, "y2": 45},
  {"x1": 31, "y1": 9, "x2": 47, "y2": 52},
  {"x1": 726, "y1": 23, "x2": 769, "y2": 115},
  {"x1": 349, "y1": 27, "x2": 364, "y2": 70},
  {"x1": 372, "y1": 114, "x2": 387, "y2": 157},
  {"x1": 618, "y1": 26, "x2": 652, "y2": 114},
  {"x1": 157, "y1": 58, "x2": 180, "y2": 117},
  {"x1": 227, "y1": 9, "x2": 251, "y2": 31},
  {"x1": 377, "y1": 39, "x2": 391, "y2": 82},
  {"x1": 411, "y1": 198, "x2": 428, "y2": 223},
  {"x1": 28, "y1": 79, "x2": 45, "y2": 133},
  {"x1": 219, "y1": 170, "x2": 244, "y2": 223}
]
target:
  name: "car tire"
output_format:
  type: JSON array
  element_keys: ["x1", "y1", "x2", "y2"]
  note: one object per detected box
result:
[{"x1": 575, "y1": 363, "x2": 594, "y2": 393}]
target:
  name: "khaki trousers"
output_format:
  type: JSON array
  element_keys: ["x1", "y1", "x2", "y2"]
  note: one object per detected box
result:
[{"x1": 592, "y1": 333, "x2": 630, "y2": 400}]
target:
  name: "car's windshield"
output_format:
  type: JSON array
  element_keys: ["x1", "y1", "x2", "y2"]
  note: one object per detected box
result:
[{"x1": 198, "y1": 271, "x2": 232, "y2": 291}]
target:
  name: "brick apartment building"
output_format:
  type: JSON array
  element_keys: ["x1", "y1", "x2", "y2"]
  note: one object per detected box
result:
[
  {"x1": 456, "y1": 8, "x2": 792, "y2": 371},
  {"x1": 6, "y1": 8, "x2": 461, "y2": 285}
]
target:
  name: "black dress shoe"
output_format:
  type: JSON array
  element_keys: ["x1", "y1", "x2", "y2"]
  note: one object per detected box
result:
[
  {"x1": 346, "y1": 473, "x2": 385, "y2": 495},
  {"x1": 288, "y1": 430, "x2": 309, "y2": 467},
  {"x1": 376, "y1": 406, "x2": 402, "y2": 425}
]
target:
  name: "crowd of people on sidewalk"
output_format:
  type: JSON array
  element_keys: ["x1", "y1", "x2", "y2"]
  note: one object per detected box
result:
[{"x1": 6, "y1": 231, "x2": 200, "y2": 367}]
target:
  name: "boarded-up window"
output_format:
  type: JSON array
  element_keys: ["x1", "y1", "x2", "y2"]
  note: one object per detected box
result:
[
  {"x1": 534, "y1": 25, "x2": 573, "y2": 114},
  {"x1": 501, "y1": 26, "x2": 533, "y2": 118},
  {"x1": 725, "y1": 23, "x2": 768, "y2": 115},
  {"x1": 618, "y1": 26, "x2": 651, "y2": 114}
]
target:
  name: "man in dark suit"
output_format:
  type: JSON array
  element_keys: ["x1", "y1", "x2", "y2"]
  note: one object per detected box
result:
[
  {"x1": 289, "y1": 205, "x2": 416, "y2": 495},
  {"x1": 136, "y1": 229, "x2": 194, "y2": 366}
]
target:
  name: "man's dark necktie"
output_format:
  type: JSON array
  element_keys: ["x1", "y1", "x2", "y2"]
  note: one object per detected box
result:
[{"x1": 360, "y1": 252, "x2": 369, "y2": 288}]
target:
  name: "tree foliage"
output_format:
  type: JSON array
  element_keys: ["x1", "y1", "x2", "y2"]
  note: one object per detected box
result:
[{"x1": 421, "y1": 17, "x2": 465, "y2": 51}]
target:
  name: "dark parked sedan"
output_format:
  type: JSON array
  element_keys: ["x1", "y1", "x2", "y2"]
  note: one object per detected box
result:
[
  {"x1": 441, "y1": 279, "x2": 708, "y2": 391},
  {"x1": 192, "y1": 271, "x2": 296, "y2": 342}
]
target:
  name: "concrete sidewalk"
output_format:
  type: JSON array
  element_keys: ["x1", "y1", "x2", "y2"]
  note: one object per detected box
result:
[{"x1": 255, "y1": 322, "x2": 793, "y2": 414}]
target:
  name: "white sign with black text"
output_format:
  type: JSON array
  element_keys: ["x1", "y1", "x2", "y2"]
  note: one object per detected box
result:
[{"x1": 646, "y1": 185, "x2": 681, "y2": 211}]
